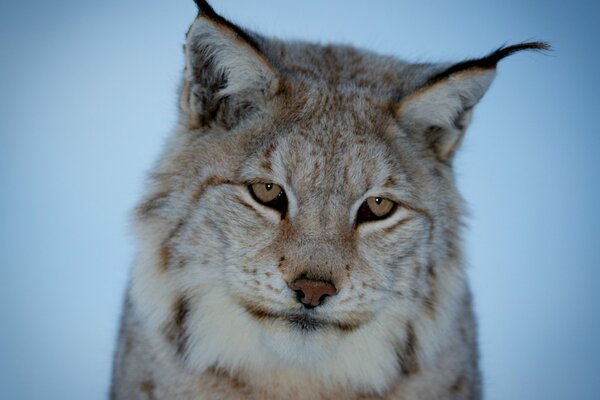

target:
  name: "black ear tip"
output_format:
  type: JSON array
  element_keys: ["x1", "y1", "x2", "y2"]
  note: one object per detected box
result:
[
  {"x1": 193, "y1": 0, "x2": 217, "y2": 18},
  {"x1": 192, "y1": 0, "x2": 209, "y2": 8}
]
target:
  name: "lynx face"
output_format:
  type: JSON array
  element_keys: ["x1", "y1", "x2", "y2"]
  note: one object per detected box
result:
[
  {"x1": 134, "y1": 93, "x2": 440, "y2": 370},
  {"x1": 183, "y1": 102, "x2": 436, "y2": 334},
  {"x1": 122, "y1": 0, "x2": 547, "y2": 396}
]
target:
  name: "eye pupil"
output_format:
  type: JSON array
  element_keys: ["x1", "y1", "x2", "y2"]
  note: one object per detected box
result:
[
  {"x1": 375, "y1": 197, "x2": 382, "y2": 205},
  {"x1": 266, "y1": 183, "x2": 273, "y2": 191}
]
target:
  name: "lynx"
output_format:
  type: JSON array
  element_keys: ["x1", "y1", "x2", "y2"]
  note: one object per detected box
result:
[{"x1": 110, "y1": 1, "x2": 547, "y2": 399}]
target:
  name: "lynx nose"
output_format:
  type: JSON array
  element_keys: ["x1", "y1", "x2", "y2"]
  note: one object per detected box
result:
[{"x1": 290, "y1": 278, "x2": 337, "y2": 308}]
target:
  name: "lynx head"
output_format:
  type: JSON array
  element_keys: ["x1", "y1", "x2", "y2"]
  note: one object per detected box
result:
[{"x1": 129, "y1": 0, "x2": 547, "y2": 394}]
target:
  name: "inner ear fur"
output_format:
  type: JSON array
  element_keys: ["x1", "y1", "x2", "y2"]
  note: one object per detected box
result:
[{"x1": 395, "y1": 42, "x2": 550, "y2": 162}]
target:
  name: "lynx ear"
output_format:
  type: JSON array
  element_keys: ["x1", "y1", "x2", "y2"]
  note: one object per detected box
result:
[
  {"x1": 181, "y1": 0, "x2": 279, "y2": 129},
  {"x1": 396, "y1": 42, "x2": 550, "y2": 161}
]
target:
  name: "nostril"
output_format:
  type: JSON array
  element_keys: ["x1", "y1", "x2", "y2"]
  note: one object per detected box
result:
[
  {"x1": 293, "y1": 288, "x2": 312, "y2": 308},
  {"x1": 290, "y1": 278, "x2": 337, "y2": 308}
]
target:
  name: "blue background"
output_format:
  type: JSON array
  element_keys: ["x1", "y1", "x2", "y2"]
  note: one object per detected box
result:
[{"x1": 1, "y1": 1, "x2": 598, "y2": 399}]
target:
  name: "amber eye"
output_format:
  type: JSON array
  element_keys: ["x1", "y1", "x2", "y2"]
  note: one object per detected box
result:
[
  {"x1": 356, "y1": 196, "x2": 397, "y2": 224},
  {"x1": 248, "y1": 183, "x2": 288, "y2": 216}
]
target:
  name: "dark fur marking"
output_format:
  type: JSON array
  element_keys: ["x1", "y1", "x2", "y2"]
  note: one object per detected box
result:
[
  {"x1": 206, "y1": 365, "x2": 247, "y2": 390},
  {"x1": 159, "y1": 245, "x2": 171, "y2": 272},
  {"x1": 260, "y1": 142, "x2": 276, "y2": 173},
  {"x1": 398, "y1": 322, "x2": 420, "y2": 376},
  {"x1": 424, "y1": 261, "x2": 438, "y2": 315},
  {"x1": 278, "y1": 255, "x2": 286, "y2": 270},
  {"x1": 164, "y1": 296, "x2": 191, "y2": 357},
  {"x1": 311, "y1": 160, "x2": 320, "y2": 186},
  {"x1": 343, "y1": 164, "x2": 350, "y2": 186},
  {"x1": 158, "y1": 220, "x2": 184, "y2": 272},
  {"x1": 382, "y1": 175, "x2": 397, "y2": 188},
  {"x1": 136, "y1": 191, "x2": 170, "y2": 218},
  {"x1": 263, "y1": 142, "x2": 275, "y2": 158},
  {"x1": 451, "y1": 376, "x2": 466, "y2": 393},
  {"x1": 265, "y1": 284, "x2": 279, "y2": 293},
  {"x1": 444, "y1": 227, "x2": 461, "y2": 261},
  {"x1": 260, "y1": 159, "x2": 272, "y2": 173},
  {"x1": 140, "y1": 379, "x2": 156, "y2": 400}
]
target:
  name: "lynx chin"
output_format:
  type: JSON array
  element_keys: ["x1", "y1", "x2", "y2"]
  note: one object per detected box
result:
[{"x1": 110, "y1": 1, "x2": 547, "y2": 399}]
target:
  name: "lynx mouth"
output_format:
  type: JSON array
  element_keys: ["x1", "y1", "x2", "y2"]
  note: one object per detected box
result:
[{"x1": 243, "y1": 304, "x2": 361, "y2": 333}]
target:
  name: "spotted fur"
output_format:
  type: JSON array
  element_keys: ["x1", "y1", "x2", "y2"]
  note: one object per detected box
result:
[{"x1": 110, "y1": 1, "x2": 547, "y2": 399}]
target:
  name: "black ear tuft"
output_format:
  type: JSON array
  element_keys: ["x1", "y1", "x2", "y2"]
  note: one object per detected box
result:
[{"x1": 426, "y1": 41, "x2": 551, "y2": 87}]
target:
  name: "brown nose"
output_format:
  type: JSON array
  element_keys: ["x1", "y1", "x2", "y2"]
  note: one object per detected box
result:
[{"x1": 290, "y1": 278, "x2": 337, "y2": 308}]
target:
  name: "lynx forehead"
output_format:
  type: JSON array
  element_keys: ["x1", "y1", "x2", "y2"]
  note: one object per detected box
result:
[{"x1": 110, "y1": 1, "x2": 547, "y2": 399}]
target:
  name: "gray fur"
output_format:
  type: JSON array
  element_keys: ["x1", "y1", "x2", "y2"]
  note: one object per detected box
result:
[{"x1": 111, "y1": 3, "x2": 544, "y2": 399}]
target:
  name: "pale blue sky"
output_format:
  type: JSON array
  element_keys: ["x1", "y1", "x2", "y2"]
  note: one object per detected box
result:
[{"x1": 1, "y1": 1, "x2": 598, "y2": 399}]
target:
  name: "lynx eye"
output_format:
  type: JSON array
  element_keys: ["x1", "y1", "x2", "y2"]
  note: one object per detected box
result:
[
  {"x1": 248, "y1": 183, "x2": 288, "y2": 216},
  {"x1": 356, "y1": 196, "x2": 397, "y2": 224}
]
